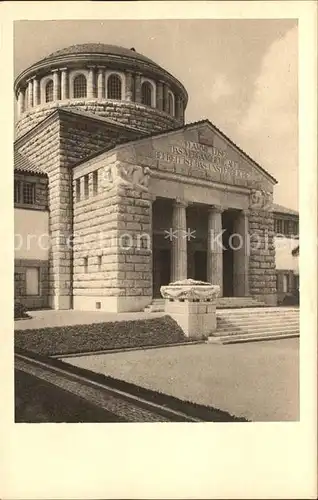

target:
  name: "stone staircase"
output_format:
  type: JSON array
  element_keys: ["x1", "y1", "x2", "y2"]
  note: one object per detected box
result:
[
  {"x1": 208, "y1": 307, "x2": 299, "y2": 344},
  {"x1": 144, "y1": 296, "x2": 267, "y2": 313}
]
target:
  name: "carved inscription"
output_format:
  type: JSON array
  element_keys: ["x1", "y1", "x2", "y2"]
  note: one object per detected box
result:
[{"x1": 153, "y1": 140, "x2": 255, "y2": 181}]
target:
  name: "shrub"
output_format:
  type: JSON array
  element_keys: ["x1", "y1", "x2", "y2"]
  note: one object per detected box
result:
[{"x1": 14, "y1": 301, "x2": 30, "y2": 320}]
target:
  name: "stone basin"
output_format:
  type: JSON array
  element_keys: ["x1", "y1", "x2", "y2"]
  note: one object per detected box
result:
[{"x1": 160, "y1": 279, "x2": 220, "y2": 302}]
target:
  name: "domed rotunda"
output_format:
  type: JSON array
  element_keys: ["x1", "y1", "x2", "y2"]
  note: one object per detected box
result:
[{"x1": 15, "y1": 43, "x2": 188, "y2": 137}]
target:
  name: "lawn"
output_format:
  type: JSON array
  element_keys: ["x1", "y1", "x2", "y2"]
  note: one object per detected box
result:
[{"x1": 14, "y1": 315, "x2": 193, "y2": 356}]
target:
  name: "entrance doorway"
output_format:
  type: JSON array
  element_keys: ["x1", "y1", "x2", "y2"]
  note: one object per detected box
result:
[
  {"x1": 222, "y1": 210, "x2": 235, "y2": 297},
  {"x1": 152, "y1": 248, "x2": 171, "y2": 298},
  {"x1": 194, "y1": 250, "x2": 207, "y2": 281}
]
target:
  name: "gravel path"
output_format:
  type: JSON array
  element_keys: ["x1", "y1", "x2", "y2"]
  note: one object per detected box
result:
[{"x1": 63, "y1": 338, "x2": 299, "y2": 422}]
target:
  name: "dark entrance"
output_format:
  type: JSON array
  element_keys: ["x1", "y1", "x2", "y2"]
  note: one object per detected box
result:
[
  {"x1": 222, "y1": 211, "x2": 235, "y2": 297},
  {"x1": 152, "y1": 248, "x2": 171, "y2": 298},
  {"x1": 194, "y1": 250, "x2": 207, "y2": 281}
]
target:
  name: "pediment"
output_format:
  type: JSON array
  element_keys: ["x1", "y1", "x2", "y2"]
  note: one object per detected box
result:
[{"x1": 115, "y1": 120, "x2": 277, "y2": 191}]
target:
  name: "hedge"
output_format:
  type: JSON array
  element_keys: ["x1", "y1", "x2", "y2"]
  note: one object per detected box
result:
[{"x1": 14, "y1": 315, "x2": 193, "y2": 356}]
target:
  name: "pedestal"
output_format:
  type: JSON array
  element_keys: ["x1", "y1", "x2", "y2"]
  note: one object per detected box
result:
[{"x1": 161, "y1": 279, "x2": 220, "y2": 339}]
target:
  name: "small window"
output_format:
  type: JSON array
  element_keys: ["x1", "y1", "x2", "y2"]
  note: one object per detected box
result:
[
  {"x1": 22, "y1": 182, "x2": 35, "y2": 205},
  {"x1": 275, "y1": 219, "x2": 283, "y2": 234},
  {"x1": 84, "y1": 175, "x2": 89, "y2": 198},
  {"x1": 93, "y1": 171, "x2": 98, "y2": 195},
  {"x1": 107, "y1": 74, "x2": 122, "y2": 100},
  {"x1": 14, "y1": 272, "x2": 24, "y2": 297},
  {"x1": 73, "y1": 74, "x2": 87, "y2": 99},
  {"x1": 76, "y1": 179, "x2": 81, "y2": 202},
  {"x1": 26, "y1": 267, "x2": 39, "y2": 296},
  {"x1": 14, "y1": 180, "x2": 21, "y2": 204},
  {"x1": 283, "y1": 220, "x2": 289, "y2": 236},
  {"x1": 174, "y1": 97, "x2": 179, "y2": 118},
  {"x1": 83, "y1": 257, "x2": 88, "y2": 273},
  {"x1": 292, "y1": 220, "x2": 299, "y2": 236},
  {"x1": 45, "y1": 80, "x2": 54, "y2": 102},
  {"x1": 168, "y1": 92, "x2": 174, "y2": 116},
  {"x1": 97, "y1": 255, "x2": 102, "y2": 271},
  {"x1": 131, "y1": 76, "x2": 135, "y2": 101},
  {"x1": 141, "y1": 81, "x2": 152, "y2": 106}
]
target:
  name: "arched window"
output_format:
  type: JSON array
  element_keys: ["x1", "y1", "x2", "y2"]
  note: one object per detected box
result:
[
  {"x1": 73, "y1": 74, "x2": 87, "y2": 98},
  {"x1": 107, "y1": 74, "x2": 122, "y2": 100},
  {"x1": 168, "y1": 92, "x2": 174, "y2": 116},
  {"x1": 141, "y1": 81, "x2": 152, "y2": 106},
  {"x1": 45, "y1": 80, "x2": 54, "y2": 102}
]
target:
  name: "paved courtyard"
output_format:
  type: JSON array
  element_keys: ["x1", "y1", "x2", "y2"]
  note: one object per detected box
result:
[{"x1": 63, "y1": 338, "x2": 299, "y2": 422}]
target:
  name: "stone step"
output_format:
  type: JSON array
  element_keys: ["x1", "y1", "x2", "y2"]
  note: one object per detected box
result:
[
  {"x1": 216, "y1": 311, "x2": 299, "y2": 318},
  {"x1": 216, "y1": 317, "x2": 299, "y2": 327},
  {"x1": 216, "y1": 323, "x2": 300, "y2": 335},
  {"x1": 208, "y1": 330, "x2": 299, "y2": 345}
]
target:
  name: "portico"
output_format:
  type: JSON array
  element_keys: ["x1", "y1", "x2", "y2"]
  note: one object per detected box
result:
[{"x1": 151, "y1": 197, "x2": 250, "y2": 299}]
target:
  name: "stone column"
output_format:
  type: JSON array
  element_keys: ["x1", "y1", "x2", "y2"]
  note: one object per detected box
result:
[
  {"x1": 17, "y1": 89, "x2": 25, "y2": 116},
  {"x1": 134, "y1": 72, "x2": 142, "y2": 103},
  {"x1": 233, "y1": 209, "x2": 250, "y2": 296},
  {"x1": 125, "y1": 71, "x2": 134, "y2": 101},
  {"x1": 171, "y1": 199, "x2": 188, "y2": 282},
  {"x1": 176, "y1": 95, "x2": 184, "y2": 121},
  {"x1": 180, "y1": 97, "x2": 185, "y2": 122},
  {"x1": 207, "y1": 205, "x2": 224, "y2": 295},
  {"x1": 27, "y1": 79, "x2": 33, "y2": 108},
  {"x1": 60, "y1": 68, "x2": 68, "y2": 100},
  {"x1": 32, "y1": 77, "x2": 39, "y2": 106},
  {"x1": 87, "y1": 67, "x2": 95, "y2": 99},
  {"x1": 156, "y1": 81, "x2": 164, "y2": 111},
  {"x1": 52, "y1": 69, "x2": 60, "y2": 101},
  {"x1": 97, "y1": 67, "x2": 104, "y2": 99},
  {"x1": 163, "y1": 84, "x2": 169, "y2": 113}
]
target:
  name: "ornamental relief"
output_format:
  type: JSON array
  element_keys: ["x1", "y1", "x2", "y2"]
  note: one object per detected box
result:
[
  {"x1": 249, "y1": 189, "x2": 273, "y2": 211},
  {"x1": 102, "y1": 162, "x2": 150, "y2": 192}
]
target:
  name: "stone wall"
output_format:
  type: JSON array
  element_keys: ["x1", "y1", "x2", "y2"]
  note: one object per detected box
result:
[
  {"x1": 72, "y1": 158, "x2": 152, "y2": 312},
  {"x1": 16, "y1": 99, "x2": 182, "y2": 138},
  {"x1": 248, "y1": 208, "x2": 277, "y2": 305}
]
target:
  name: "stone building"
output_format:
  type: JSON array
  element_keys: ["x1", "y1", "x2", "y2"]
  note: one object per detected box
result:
[{"x1": 14, "y1": 43, "x2": 296, "y2": 312}]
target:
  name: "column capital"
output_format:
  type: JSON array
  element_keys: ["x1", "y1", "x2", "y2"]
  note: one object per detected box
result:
[
  {"x1": 149, "y1": 194, "x2": 157, "y2": 202},
  {"x1": 208, "y1": 204, "x2": 224, "y2": 214},
  {"x1": 174, "y1": 197, "x2": 188, "y2": 208},
  {"x1": 242, "y1": 208, "x2": 250, "y2": 217},
  {"x1": 59, "y1": 67, "x2": 68, "y2": 71},
  {"x1": 51, "y1": 68, "x2": 59, "y2": 73}
]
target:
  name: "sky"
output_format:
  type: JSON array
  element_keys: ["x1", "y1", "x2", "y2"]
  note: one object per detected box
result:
[{"x1": 14, "y1": 19, "x2": 298, "y2": 209}]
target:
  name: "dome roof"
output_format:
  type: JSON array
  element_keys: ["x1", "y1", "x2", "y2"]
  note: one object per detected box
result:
[{"x1": 39, "y1": 43, "x2": 158, "y2": 66}]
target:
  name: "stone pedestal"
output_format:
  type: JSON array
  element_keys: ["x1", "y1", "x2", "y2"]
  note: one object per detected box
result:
[{"x1": 161, "y1": 279, "x2": 220, "y2": 338}]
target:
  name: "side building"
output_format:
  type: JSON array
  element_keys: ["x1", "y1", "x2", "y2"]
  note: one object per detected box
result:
[
  {"x1": 14, "y1": 151, "x2": 49, "y2": 309},
  {"x1": 273, "y1": 204, "x2": 299, "y2": 305}
]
